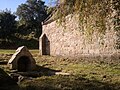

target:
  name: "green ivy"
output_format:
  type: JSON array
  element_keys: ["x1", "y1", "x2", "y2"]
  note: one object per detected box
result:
[{"x1": 55, "y1": 0, "x2": 120, "y2": 48}]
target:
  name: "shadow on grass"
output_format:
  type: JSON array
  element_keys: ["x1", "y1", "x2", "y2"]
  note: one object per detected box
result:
[
  {"x1": 1, "y1": 65, "x2": 119, "y2": 90},
  {"x1": 0, "y1": 65, "x2": 61, "y2": 90},
  {"x1": 19, "y1": 65, "x2": 120, "y2": 90},
  {"x1": 22, "y1": 75, "x2": 120, "y2": 90},
  {"x1": 17, "y1": 65, "x2": 61, "y2": 78},
  {"x1": 0, "y1": 61, "x2": 8, "y2": 65},
  {"x1": 35, "y1": 65, "x2": 61, "y2": 76},
  {"x1": 0, "y1": 68, "x2": 19, "y2": 90}
]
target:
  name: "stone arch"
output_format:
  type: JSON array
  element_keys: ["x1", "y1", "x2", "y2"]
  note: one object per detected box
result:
[
  {"x1": 39, "y1": 34, "x2": 50, "y2": 55},
  {"x1": 7, "y1": 46, "x2": 36, "y2": 71}
]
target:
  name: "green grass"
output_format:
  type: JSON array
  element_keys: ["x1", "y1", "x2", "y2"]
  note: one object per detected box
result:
[
  {"x1": 19, "y1": 56, "x2": 120, "y2": 90},
  {"x1": 0, "y1": 49, "x2": 39, "y2": 54},
  {"x1": 0, "y1": 51, "x2": 120, "y2": 90},
  {"x1": 0, "y1": 49, "x2": 15, "y2": 54}
]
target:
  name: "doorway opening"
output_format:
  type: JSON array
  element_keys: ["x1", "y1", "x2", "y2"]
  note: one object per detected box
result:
[{"x1": 41, "y1": 34, "x2": 50, "y2": 55}]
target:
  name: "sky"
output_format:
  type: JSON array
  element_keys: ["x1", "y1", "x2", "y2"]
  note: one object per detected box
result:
[{"x1": 0, "y1": 0, "x2": 51, "y2": 13}]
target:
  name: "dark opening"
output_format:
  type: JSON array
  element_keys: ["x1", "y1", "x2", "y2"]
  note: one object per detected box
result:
[
  {"x1": 17, "y1": 56, "x2": 31, "y2": 72},
  {"x1": 42, "y1": 34, "x2": 50, "y2": 55}
]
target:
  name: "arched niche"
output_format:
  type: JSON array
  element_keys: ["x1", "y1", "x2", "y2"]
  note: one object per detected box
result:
[{"x1": 8, "y1": 46, "x2": 36, "y2": 71}]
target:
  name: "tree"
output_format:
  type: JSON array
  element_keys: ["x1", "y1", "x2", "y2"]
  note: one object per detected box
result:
[
  {"x1": 16, "y1": 0, "x2": 47, "y2": 38},
  {"x1": 0, "y1": 10, "x2": 16, "y2": 39}
]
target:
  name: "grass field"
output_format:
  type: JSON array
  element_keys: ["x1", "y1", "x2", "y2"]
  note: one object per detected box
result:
[
  {"x1": 0, "y1": 49, "x2": 15, "y2": 54},
  {"x1": 0, "y1": 50, "x2": 120, "y2": 90},
  {"x1": 0, "y1": 49, "x2": 39, "y2": 54}
]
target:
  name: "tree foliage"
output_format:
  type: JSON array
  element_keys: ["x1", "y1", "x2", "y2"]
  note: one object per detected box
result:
[
  {"x1": 16, "y1": 0, "x2": 47, "y2": 38},
  {"x1": 0, "y1": 10, "x2": 16, "y2": 39}
]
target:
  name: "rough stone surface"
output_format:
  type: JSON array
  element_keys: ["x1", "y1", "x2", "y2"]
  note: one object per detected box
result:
[
  {"x1": 8, "y1": 46, "x2": 36, "y2": 71},
  {"x1": 40, "y1": 14, "x2": 120, "y2": 60}
]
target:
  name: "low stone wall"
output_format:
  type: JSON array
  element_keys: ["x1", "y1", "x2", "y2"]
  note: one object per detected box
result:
[{"x1": 40, "y1": 14, "x2": 120, "y2": 60}]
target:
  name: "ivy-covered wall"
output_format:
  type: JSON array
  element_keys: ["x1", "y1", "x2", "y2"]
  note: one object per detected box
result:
[
  {"x1": 40, "y1": 0, "x2": 120, "y2": 60},
  {"x1": 40, "y1": 15, "x2": 119, "y2": 60}
]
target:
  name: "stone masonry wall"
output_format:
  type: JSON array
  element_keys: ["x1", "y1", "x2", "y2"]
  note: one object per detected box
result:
[{"x1": 40, "y1": 14, "x2": 120, "y2": 59}]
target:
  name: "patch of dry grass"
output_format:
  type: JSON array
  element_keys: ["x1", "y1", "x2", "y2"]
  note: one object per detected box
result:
[
  {"x1": 19, "y1": 55, "x2": 120, "y2": 90},
  {"x1": 0, "y1": 51, "x2": 120, "y2": 90}
]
